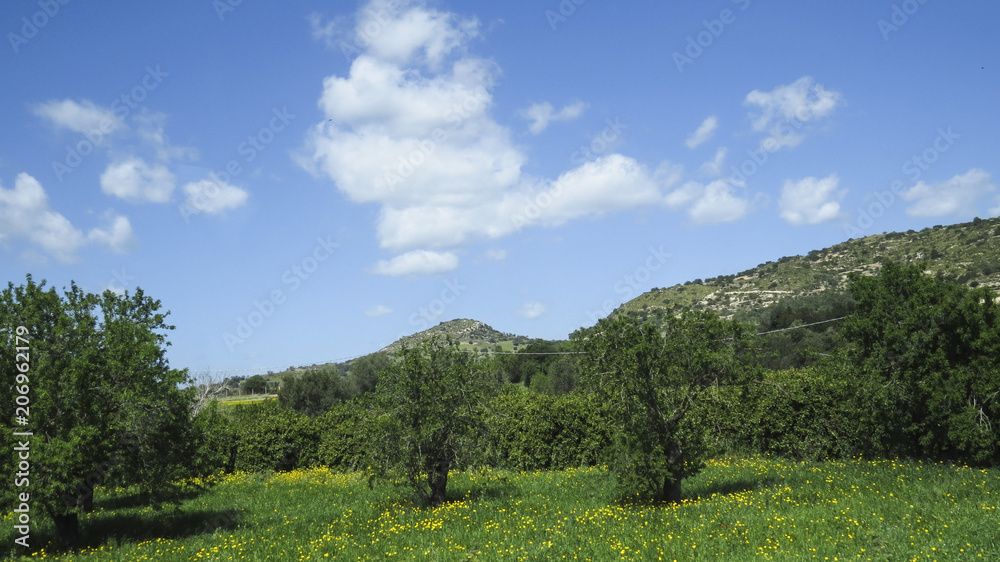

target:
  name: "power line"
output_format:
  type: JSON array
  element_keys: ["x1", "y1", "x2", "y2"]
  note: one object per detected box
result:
[
  {"x1": 186, "y1": 316, "x2": 851, "y2": 373},
  {"x1": 754, "y1": 316, "x2": 847, "y2": 336}
]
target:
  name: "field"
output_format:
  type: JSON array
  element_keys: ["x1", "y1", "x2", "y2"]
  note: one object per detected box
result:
[{"x1": 3, "y1": 457, "x2": 998, "y2": 561}]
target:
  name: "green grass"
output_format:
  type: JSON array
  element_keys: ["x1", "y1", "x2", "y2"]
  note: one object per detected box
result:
[{"x1": 4, "y1": 457, "x2": 998, "y2": 560}]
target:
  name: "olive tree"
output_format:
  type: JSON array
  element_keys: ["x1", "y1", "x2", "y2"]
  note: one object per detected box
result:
[
  {"x1": 573, "y1": 312, "x2": 759, "y2": 502},
  {"x1": 366, "y1": 337, "x2": 494, "y2": 507}
]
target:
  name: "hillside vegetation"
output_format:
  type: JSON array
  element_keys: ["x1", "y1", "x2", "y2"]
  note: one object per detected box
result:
[{"x1": 617, "y1": 216, "x2": 1000, "y2": 322}]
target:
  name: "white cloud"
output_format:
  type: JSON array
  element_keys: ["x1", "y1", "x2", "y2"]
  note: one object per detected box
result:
[
  {"x1": 0, "y1": 173, "x2": 136, "y2": 262},
  {"x1": 357, "y1": 0, "x2": 480, "y2": 69},
  {"x1": 744, "y1": 76, "x2": 843, "y2": 149},
  {"x1": 779, "y1": 174, "x2": 845, "y2": 226},
  {"x1": 516, "y1": 301, "x2": 547, "y2": 319},
  {"x1": 483, "y1": 249, "x2": 507, "y2": 261},
  {"x1": 520, "y1": 100, "x2": 587, "y2": 134},
  {"x1": 688, "y1": 180, "x2": 751, "y2": 224},
  {"x1": 298, "y1": 0, "x2": 682, "y2": 266},
  {"x1": 87, "y1": 213, "x2": 137, "y2": 253},
  {"x1": 31, "y1": 99, "x2": 122, "y2": 136},
  {"x1": 664, "y1": 181, "x2": 704, "y2": 210},
  {"x1": 665, "y1": 179, "x2": 751, "y2": 224},
  {"x1": 181, "y1": 179, "x2": 249, "y2": 215},
  {"x1": 699, "y1": 147, "x2": 727, "y2": 177},
  {"x1": 100, "y1": 158, "x2": 176, "y2": 203},
  {"x1": 370, "y1": 249, "x2": 459, "y2": 276},
  {"x1": 685, "y1": 115, "x2": 718, "y2": 149},
  {"x1": 365, "y1": 304, "x2": 394, "y2": 317},
  {"x1": 901, "y1": 168, "x2": 995, "y2": 217}
]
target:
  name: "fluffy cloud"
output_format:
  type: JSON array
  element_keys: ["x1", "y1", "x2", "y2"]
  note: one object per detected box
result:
[
  {"x1": 370, "y1": 249, "x2": 459, "y2": 276},
  {"x1": 32, "y1": 100, "x2": 203, "y2": 211},
  {"x1": 356, "y1": 0, "x2": 480, "y2": 68},
  {"x1": 665, "y1": 179, "x2": 751, "y2": 224},
  {"x1": 685, "y1": 115, "x2": 718, "y2": 149},
  {"x1": 901, "y1": 168, "x2": 995, "y2": 217},
  {"x1": 744, "y1": 76, "x2": 843, "y2": 149},
  {"x1": 365, "y1": 304, "x2": 394, "y2": 317},
  {"x1": 520, "y1": 100, "x2": 587, "y2": 134},
  {"x1": 31, "y1": 99, "x2": 123, "y2": 136},
  {"x1": 0, "y1": 173, "x2": 134, "y2": 262},
  {"x1": 100, "y1": 158, "x2": 176, "y2": 203},
  {"x1": 181, "y1": 179, "x2": 249, "y2": 215},
  {"x1": 301, "y1": 0, "x2": 683, "y2": 274},
  {"x1": 779, "y1": 174, "x2": 845, "y2": 225},
  {"x1": 516, "y1": 301, "x2": 547, "y2": 319},
  {"x1": 87, "y1": 213, "x2": 137, "y2": 253}
]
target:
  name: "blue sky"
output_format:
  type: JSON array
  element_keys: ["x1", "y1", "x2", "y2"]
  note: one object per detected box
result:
[{"x1": 2, "y1": 0, "x2": 998, "y2": 378}]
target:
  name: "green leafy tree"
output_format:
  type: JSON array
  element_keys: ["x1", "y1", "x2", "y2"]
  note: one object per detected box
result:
[
  {"x1": 367, "y1": 337, "x2": 494, "y2": 506},
  {"x1": 573, "y1": 312, "x2": 759, "y2": 502},
  {"x1": 841, "y1": 261, "x2": 1000, "y2": 463},
  {"x1": 347, "y1": 352, "x2": 390, "y2": 394},
  {"x1": 0, "y1": 276, "x2": 196, "y2": 549},
  {"x1": 532, "y1": 355, "x2": 580, "y2": 396},
  {"x1": 243, "y1": 374, "x2": 269, "y2": 394},
  {"x1": 278, "y1": 369, "x2": 352, "y2": 417}
]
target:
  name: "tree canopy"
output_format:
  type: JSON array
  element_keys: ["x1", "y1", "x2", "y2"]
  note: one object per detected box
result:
[
  {"x1": 573, "y1": 311, "x2": 760, "y2": 502},
  {"x1": 366, "y1": 337, "x2": 495, "y2": 506},
  {"x1": 841, "y1": 261, "x2": 1000, "y2": 464},
  {"x1": 0, "y1": 276, "x2": 197, "y2": 549}
]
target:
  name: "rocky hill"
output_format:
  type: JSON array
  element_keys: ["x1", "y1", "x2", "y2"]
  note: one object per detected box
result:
[
  {"x1": 378, "y1": 318, "x2": 531, "y2": 353},
  {"x1": 616, "y1": 216, "x2": 1000, "y2": 322}
]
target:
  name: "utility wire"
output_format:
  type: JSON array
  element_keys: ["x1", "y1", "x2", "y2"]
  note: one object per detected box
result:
[{"x1": 187, "y1": 315, "x2": 851, "y2": 373}]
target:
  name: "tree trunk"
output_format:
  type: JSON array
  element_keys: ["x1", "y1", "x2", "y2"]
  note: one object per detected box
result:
[
  {"x1": 53, "y1": 512, "x2": 81, "y2": 551},
  {"x1": 661, "y1": 442, "x2": 684, "y2": 503},
  {"x1": 427, "y1": 459, "x2": 449, "y2": 507},
  {"x1": 661, "y1": 472, "x2": 683, "y2": 503}
]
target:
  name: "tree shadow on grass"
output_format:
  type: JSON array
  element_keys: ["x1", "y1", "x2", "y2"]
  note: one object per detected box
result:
[
  {"x1": 449, "y1": 479, "x2": 517, "y2": 503},
  {"x1": 10, "y1": 506, "x2": 242, "y2": 558},
  {"x1": 686, "y1": 476, "x2": 782, "y2": 501},
  {"x1": 97, "y1": 484, "x2": 206, "y2": 511},
  {"x1": 81, "y1": 506, "x2": 242, "y2": 548}
]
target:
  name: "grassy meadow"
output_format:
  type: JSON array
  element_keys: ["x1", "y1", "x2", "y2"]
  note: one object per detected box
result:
[{"x1": 3, "y1": 457, "x2": 998, "y2": 561}]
